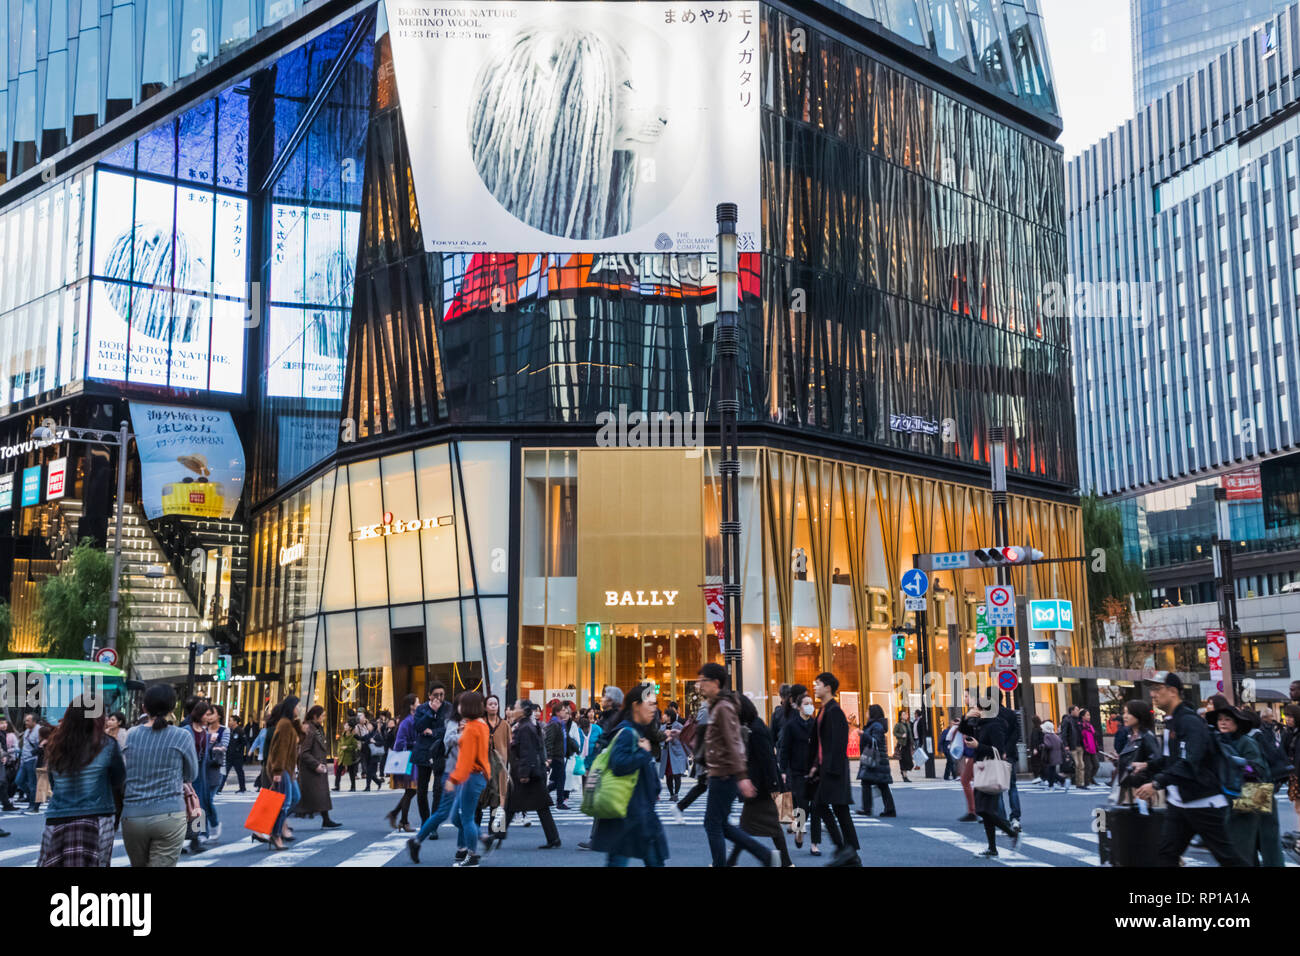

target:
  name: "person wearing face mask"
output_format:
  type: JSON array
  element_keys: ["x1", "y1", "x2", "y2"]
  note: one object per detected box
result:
[{"x1": 778, "y1": 687, "x2": 814, "y2": 850}]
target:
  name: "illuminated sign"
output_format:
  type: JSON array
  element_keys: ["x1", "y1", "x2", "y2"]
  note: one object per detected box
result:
[
  {"x1": 278, "y1": 542, "x2": 304, "y2": 566},
  {"x1": 350, "y1": 511, "x2": 453, "y2": 542},
  {"x1": 0, "y1": 473, "x2": 12, "y2": 511},
  {"x1": 45, "y1": 458, "x2": 67, "y2": 500},
  {"x1": 0, "y1": 434, "x2": 61, "y2": 459},
  {"x1": 20, "y1": 465, "x2": 41, "y2": 507},
  {"x1": 603, "y1": 590, "x2": 680, "y2": 607}
]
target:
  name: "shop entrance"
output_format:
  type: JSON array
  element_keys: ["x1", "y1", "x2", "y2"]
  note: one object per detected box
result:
[
  {"x1": 610, "y1": 624, "x2": 708, "y2": 717},
  {"x1": 390, "y1": 627, "x2": 427, "y2": 707}
]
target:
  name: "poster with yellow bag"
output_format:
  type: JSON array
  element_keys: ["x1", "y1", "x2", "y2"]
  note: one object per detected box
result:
[{"x1": 129, "y1": 401, "x2": 246, "y2": 520}]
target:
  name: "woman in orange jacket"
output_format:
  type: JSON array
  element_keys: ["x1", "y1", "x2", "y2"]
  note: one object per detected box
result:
[{"x1": 406, "y1": 691, "x2": 492, "y2": 867}]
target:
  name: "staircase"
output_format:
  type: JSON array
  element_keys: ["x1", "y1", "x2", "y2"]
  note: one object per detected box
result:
[{"x1": 53, "y1": 499, "x2": 216, "y2": 683}]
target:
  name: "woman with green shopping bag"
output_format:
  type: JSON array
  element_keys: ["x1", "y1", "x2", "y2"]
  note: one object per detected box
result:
[{"x1": 590, "y1": 682, "x2": 670, "y2": 867}]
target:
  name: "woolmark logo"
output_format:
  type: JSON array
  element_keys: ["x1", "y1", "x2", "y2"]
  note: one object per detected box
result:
[
  {"x1": 49, "y1": 887, "x2": 151, "y2": 936},
  {"x1": 654, "y1": 232, "x2": 673, "y2": 250}
]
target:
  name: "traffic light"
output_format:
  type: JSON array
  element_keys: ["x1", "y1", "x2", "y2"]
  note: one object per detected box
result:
[
  {"x1": 891, "y1": 633, "x2": 907, "y2": 661},
  {"x1": 216, "y1": 654, "x2": 232, "y2": 681},
  {"x1": 971, "y1": 546, "x2": 1044, "y2": 567},
  {"x1": 584, "y1": 622, "x2": 601, "y2": 654}
]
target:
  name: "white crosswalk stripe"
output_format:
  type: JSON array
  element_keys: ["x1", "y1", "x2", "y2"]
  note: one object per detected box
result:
[
  {"x1": 249, "y1": 829, "x2": 354, "y2": 867},
  {"x1": 0, "y1": 845, "x2": 37, "y2": 864},
  {"x1": 179, "y1": 836, "x2": 280, "y2": 867},
  {"x1": 1019, "y1": 835, "x2": 1101, "y2": 865},
  {"x1": 337, "y1": 834, "x2": 410, "y2": 867},
  {"x1": 911, "y1": 827, "x2": 1051, "y2": 866}
]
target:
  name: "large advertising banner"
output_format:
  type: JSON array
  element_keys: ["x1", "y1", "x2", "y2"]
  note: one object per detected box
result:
[
  {"x1": 87, "y1": 169, "x2": 248, "y2": 393},
  {"x1": 130, "y1": 402, "x2": 246, "y2": 520},
  {"x1": 386, "y1": 0, "x2": 761, "y2": 253}
]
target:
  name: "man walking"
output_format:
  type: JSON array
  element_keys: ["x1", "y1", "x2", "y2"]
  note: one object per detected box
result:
[
  {"x1": 16, "y1": 714, "x2": 40, "y2": 810},
  {"x1": 1132, "y1": 672, "x2": 1248, "y2": 866},
  {"x1": 1060, "y1": 705, "x2": 1086, "y2": 789},
  {"x1": 545, "y1": 701, "x2": 572, "y2": 810},
  {"x1": 696, "y1": 663, "x2": 780, "y2": 867},
  {"x1": 809, "y1": 671, "x2": 861, "y2": 866},
  {"x1": 412, "y1": 682, "x2": 451, "y2": 823}
]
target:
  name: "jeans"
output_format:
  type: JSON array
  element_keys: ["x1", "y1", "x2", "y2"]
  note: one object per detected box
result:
[
  {"x1": 703, "y1": 775, "x2": 771, "y2": 867},
  {"x1": 609, "y1": 842, "x2": 666, "y2": 867},
  {"x1": 271, "y1": 775, "x2": 300, "y2": 840},
  {"x1": 16, "y1": 758, "x2": 36, "y2": 804},
  {"x1": 414, "y1": 773, "x2": 454, "y2": 843},
  {"x1": 454, "y1": 773, "x2": 487, "y2": 851},
  {"x1": 1006, "y1": 771, "x2": 1021, "y2": 821},
  {"x1": 548, "y1": 758, "x2": 568, "y2": 806},
  {"x1": 123, "y1": 811, "x2": 188, "y2": 867},
  {"x1": 943, "y1": 756, "x2": 958, "y2": 780}
]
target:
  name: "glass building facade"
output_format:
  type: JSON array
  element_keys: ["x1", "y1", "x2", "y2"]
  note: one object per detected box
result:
[
  {"x1": 1130, "y1": 0, "x2": 1294, "y2": 111},
  {"x1": 1071, "y1": 3, "x2": 1300, "y2": 602},
  {"x1": 0, "y1": 0, "x2": 1088, "y2": 735}
]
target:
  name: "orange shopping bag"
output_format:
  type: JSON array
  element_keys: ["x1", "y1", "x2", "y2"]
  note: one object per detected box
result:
[{"x1": 244, "y1": 787, "x2": 287, "y2": 836}]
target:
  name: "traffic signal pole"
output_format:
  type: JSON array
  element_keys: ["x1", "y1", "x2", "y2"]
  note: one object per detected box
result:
[{"x1": 990, "y1": 426, "x2": 1035, "y2": 772}]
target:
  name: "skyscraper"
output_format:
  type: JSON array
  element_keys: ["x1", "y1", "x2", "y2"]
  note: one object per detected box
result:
[{"x1": 1131, "y1": 0, "x2": 1292, "y2": 110}]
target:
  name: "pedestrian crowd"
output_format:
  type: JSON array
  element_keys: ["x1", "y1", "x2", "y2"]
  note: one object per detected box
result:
[{"x1": 3, "y1": 669, "x2": 1295, "y2": 867}]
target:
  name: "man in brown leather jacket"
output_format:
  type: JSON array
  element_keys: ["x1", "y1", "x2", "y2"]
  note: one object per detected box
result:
[{"x1": 697, "y1": 662, "x2": 779, "y2": 868}]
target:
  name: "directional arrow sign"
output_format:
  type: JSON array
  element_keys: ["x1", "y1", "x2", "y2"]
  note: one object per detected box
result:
[{"x1": 900, "y1": 568, "x2": 929, "y2": 598}]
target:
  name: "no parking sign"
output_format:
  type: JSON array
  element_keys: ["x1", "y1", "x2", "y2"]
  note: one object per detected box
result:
[
  {"x1": 985, "y1": 584, "x2": 1016, "y2": 626},
  {"x1": 997, "y1": 669, "x2": 1019, "y2": 692}
]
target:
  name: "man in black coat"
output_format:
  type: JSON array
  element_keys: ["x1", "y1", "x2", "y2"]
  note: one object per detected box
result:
[
  {"x1": 770, "y1": 684, "x2": 791, "y2": 756},
  {"x1": 809, "y1": 671, "x2": 860, "y2": 866},
  {"x1": 411, "y1": 682, "x2": 451, "y2": 823},
  {"x1": 1133, "y1": 672, "x2": 1248, "y2": 866}
]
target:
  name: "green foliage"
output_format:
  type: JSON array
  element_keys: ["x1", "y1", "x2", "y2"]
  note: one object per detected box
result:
[
  {"x1": 35, "y1": 540, "x2": 134, "y2": 665},
  {"x1": 0, "y1": 601, "x2": 11, "y2": 656},
  {"x1": 1081, "y1": 492, "x2": 1148, "y2": 637}
]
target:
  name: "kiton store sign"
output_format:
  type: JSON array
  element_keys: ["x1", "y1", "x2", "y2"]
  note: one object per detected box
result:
[{"x1": 350, "y1": 511, "x2": 454, "y2": 541}]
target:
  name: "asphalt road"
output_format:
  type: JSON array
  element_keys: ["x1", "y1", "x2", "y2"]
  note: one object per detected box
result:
[{"x1": 1, "y1": 772, "x2": 1159, "y2": 868}]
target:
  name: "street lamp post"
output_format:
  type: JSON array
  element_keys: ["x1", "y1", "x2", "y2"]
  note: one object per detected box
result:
[
  {"x1": 1212, "y1": 487, "x2": 1243, "y2": 703},
  {"x1": 32, "y1": 421, "x2": 134, "y2": 650},
  {"x1": 716, "y1": 203, "x2": 743, "y2": 692}
]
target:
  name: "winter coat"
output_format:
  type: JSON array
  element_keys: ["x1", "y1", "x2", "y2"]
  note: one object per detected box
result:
[
  {"x1": 1081, "y1": 721, "x2": 1098, "y2": 755},
  {"x1": 337, "y1": 728, "x2": 360, "y2": 766},
  {"x1": 266, "y1": 719, "x2": 302, "y2": 778},
  {"x1": 810, "y1": 699, "x2": 852, "y2": 806},
  {"x1": 969, "y1": 715, "x2": 1009, "y2": 817},
  {"x1": 590, "y1": 721, "x2": 669, "y2": 862},
  {"x1": 1114, "y1": 729, "x2": 1160, "y2": 790},
  {"x1": 296, "y1": 722, "x2": 333, "y2": 815},
  {"x1": 412, "y1": 700, "x2": 452, "y2": 771},
  {"x1": 1040, "y1": 731, "x2": 1064, "y2": 765},
  {"x1": 658, "y1": 720, "x2": 688, "y2": 777},
  {"x1": 779, "y1": 714, "x2": 814, "y2": 775},
  {"x1": 858, "y1": 719, "x2": 893, "y2": 785},
  {"x1": 703, "y1": 695, "x2": 748, "y2": 779},
  {"x1": 487, "y1": 716, "x2": 510, "y2": 800},
  {"x1": 894, "y1": 719, "x2": 915, "y2": 771},
  {"x1": 506, "y1": 717, "x2": 552, "y2": 813}
]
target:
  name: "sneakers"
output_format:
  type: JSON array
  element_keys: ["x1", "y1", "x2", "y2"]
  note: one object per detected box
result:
[
  {"x1": 1010, "y1": 819, "x2": 1022, "y2": 833},
  {"x1": 209, "y1": 823, "x2": 222, "y2": 842},
  {"x1": 454, "y1": 847, "x2": 469, "y2": 862},
  {"x1": 828, "y1": 846, "x2": 861, "y2": 867},
  {"x1": 1009, "y1": 828, "x2": 1020, "y2": 851},
  {"x1": 668, "y1": 803, "x2": 685, "y2": 825},
  {"x1": 453, "y1": 853, "x2": 481, "y2": 867},
  {"x1": 577, "y1": 840, "x2": 592, "y2": 851},
  {"x1": 538, "y1": 839, "x2": 562, "y2": 849},
  {"x1": 768, "y1": 849, "x2": 783, "y2": 867},
  {"x1": 406, "y1": 838, "x2": 421, "y2": 863},
  {"x1": 974, "y1": 848, "x2": 998, "y2": 858},
  {"x1": 958, "y1": 813, "x2": 978, "y2": 822}
]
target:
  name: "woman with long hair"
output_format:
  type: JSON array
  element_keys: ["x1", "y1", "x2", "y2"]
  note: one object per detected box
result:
[
  {"x1": 477, "y1": 693, "x2": 510, "y2": 845},
  {"x1": 297, "y1": 705, "x2": 341, "y2": 829},
  {"x1": 264, "y1": 696, "x2": 305, "y2": 851},
  {"x1": 468, "y1": 27, "x2": 666, "y2": 240},
  {"x1": 501, "y1": 700, "x2": 561, "y2": 849},
  {"x1": 121, "y1": 684, "x2": 198, "y2": 867},
  {"x1": 858, "y1": 703, "x2": 896, "y2": 818},
  {"x1": 183, "y1": 700, "x2": 218, "y2": 855},
  {"x1": 408, "y1": 692, "x2": 492, "y2": 867},
  {"x1": 590, "y1": 682, "x2": 670, "y2": 867},
  {"x1": 38, "y1": 698, "x2": 126, "y2": 867}
]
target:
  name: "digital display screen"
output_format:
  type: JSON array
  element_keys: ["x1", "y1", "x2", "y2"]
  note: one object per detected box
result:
[
  {"x1": 87, "y1": 169, "x2": 248, "y2": 392},
  {"x1": 0, "y1": 472, "x2": 13, "y2": 511},
  {"x1": 266, "y1": 203, "x2": 359, "y2": 400},
  {"x1": 21, "y1": 465, "x2": 41, "y2": 507}
]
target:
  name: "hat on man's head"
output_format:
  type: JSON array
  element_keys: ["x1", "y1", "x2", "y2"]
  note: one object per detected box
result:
[{"x1": 1142, "y1": 670, "x2": 1183, "y2": 691}]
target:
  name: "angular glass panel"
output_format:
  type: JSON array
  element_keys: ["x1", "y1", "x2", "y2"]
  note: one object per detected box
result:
[
  {"x1": 965, "y1": 0, "x2": 1012, "y2": 92},
  {"x1": 140, "y1": 0, "x2": 175, "y2": 96},
  {"x1": 928, "y1": 0, "x2": 971, "y2": 68},
  {"x1": 19, "y1": 0, "x2": 37, "y2": 71},
  {"x1": 49, "y1": 0, "x2": 69, "y2": 50},
  {"x1": 178, "y1": 100, "x2": 217, "y2": 183},
  {"x1": 263, "y1": 0, "x2": 295, "y2": 31},
  {"x1": 216, "y1": 87, "x2": 249, "y2": 189},
  {"x1": 136, "y1": 120, "x2": 176, "y2": 177},
  {"x1": 41, "y1": 49, "x2": 70, "y2": 155},
  {"x1": 219, "y1": 0, "x2": 253, "y2": 52},
  {"x1": 178, "y1": 0, "x2": 213, "y2": 78},
  {"x1": 105, "y1": 4, "x2": 135, "y2": 114},
  {"x1": 881, "y1": 0, "x2": 926, "y2": 47},
  {"x1": 72, "y1": 24, "x2": 101, "y2": 135}
]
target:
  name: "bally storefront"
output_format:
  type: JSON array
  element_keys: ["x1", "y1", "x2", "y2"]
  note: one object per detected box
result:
[{"x1": 248, "y1": 439, "x2": 1089, "y2": 744}]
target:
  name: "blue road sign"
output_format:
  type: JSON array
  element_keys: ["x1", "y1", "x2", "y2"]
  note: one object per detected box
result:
[{"x1": 900, "y1": 568, "x2": 929, "y2": 598}]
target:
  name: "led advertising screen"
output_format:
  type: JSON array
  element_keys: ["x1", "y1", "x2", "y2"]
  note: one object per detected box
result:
[
  {"x1": 87, "y1": 169, "x2": 248, "y2": 392},
  {"x1": 266, "y1": 204, "x2": 359, "y2": 400},
  {"x1": 0, "y1": 472, "x2": 13, "y2": 511},
  {"x1": 130, "y1": 401, "x2": 246, "y2": 520},
  {"x1": 386, "y1": 0, "x2": 761, "y2": 253},
  {"x1": 21, "y1": 465, "x2": 41, "y2": 507}
]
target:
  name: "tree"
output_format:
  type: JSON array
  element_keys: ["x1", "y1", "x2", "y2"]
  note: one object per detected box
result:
[
  {"x1": 1082, "y1": 493, "x2": 1148, "y2": 667},
  {"x1": 35, "y1": 540, "x2": 134, "y2": 665}
]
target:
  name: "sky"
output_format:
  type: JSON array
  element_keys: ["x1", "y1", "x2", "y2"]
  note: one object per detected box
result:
[{"x1": 1038, "y1": 0, "x2": 1135, "y2": 159}]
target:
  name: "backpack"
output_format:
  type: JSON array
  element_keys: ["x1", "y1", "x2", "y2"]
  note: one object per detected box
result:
[
  {"x1": 1211, "y1": 731, "x2": 1245, "y2": 798},
  {"x1": 1248, "y1": 727, "x2": 1293, "y2": 781}
]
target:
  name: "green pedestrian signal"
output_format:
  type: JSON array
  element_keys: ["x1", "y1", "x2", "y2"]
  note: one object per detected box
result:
[
  {"x1": 891, "y1": 633, "x2": 907, "y2": 661},
  {"x1": 216, "y1": 654, "x2": 232, "y2": 681},
  {"x1": 584, "y1": 622, "x2": 601, "y2": 653}
]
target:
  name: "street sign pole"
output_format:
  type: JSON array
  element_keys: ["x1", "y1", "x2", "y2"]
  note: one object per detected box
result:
[
  {"x1": 1015, "y1": 553, "x2": 1036, "y2": 773},
  {"x1": 909, "y1": 558, "x2": 936, "y2": 778}
]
